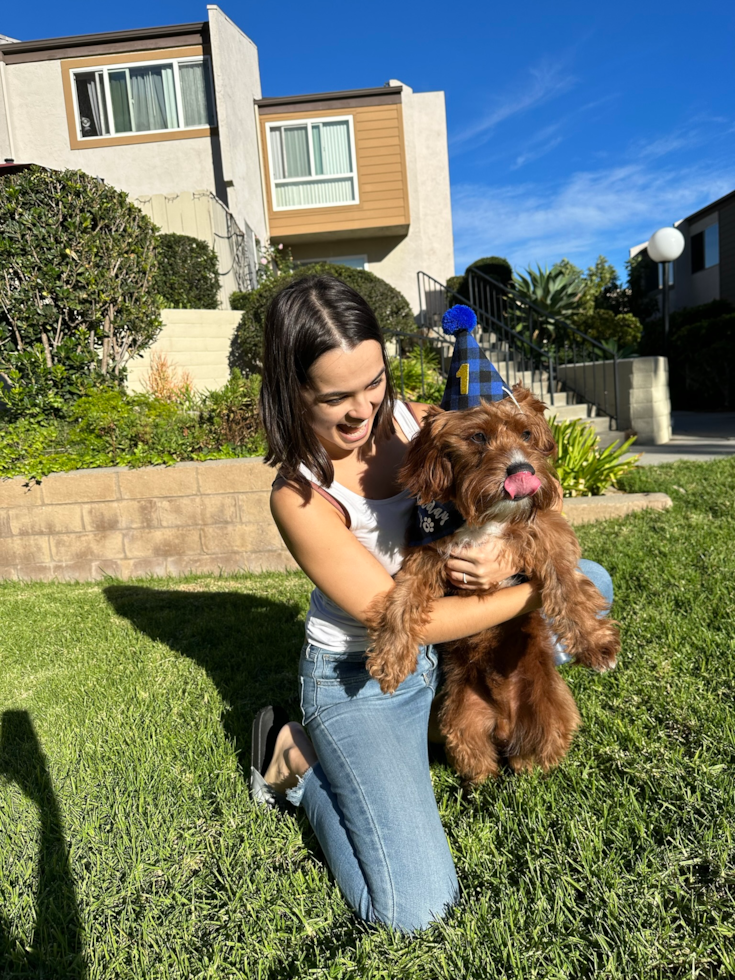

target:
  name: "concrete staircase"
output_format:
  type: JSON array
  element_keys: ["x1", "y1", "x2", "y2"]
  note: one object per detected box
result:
[{"x1": 476, "y1": 330, "x2": 625, "y2": 450}]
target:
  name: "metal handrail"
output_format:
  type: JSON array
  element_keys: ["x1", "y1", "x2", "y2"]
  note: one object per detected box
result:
[{"x1": 413, "y1": 268, "x2": 620, "y2": 429}]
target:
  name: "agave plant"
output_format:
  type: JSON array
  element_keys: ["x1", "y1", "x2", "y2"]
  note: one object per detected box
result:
[{"x1": 512, "y1": 265, "x2": 584, "y2": 344}]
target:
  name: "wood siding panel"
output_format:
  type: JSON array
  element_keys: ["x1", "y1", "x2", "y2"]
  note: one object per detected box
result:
[{"x1": 261, "y1": 102, "x2": 410, "y2": 239}]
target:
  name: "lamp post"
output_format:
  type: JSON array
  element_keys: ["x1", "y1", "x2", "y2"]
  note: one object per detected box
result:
[{"x1": 647, "y1": 226, "x2": 685, "y2": 354}]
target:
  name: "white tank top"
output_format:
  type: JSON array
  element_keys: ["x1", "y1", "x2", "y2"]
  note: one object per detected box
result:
[{"x1": 299, "y1": 402, "x2": 420, "y2": 652}]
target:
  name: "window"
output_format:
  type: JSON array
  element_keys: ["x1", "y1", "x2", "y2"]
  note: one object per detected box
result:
[
  {"x1": 72, "y1": 57, "x2": 215, "y2": 139},
  {"x1": 294, "y1": 254, "x2": 368, "y2": 270},
  {"x1": 691, "y1": 223, "x2": 719, "y2": 273},
  {"x1": 267, "y1": 116, "x2": 358, "y2": 209}
]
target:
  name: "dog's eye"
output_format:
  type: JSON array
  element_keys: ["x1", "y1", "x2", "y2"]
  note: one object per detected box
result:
[
  {"x1": 469, "y1": 432, "x2": 487, "y2": 445},
  {"x1": 522, "y1": 430, "x2": 532, "y2": 441}
]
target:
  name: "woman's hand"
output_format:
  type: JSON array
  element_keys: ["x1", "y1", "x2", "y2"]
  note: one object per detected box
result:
[
  {"x1": 446, "y1": 536, "x2": 522, "y2": 591},
  {"x1": 445, "y1": 480, "x2": 563, "y2": 591}
]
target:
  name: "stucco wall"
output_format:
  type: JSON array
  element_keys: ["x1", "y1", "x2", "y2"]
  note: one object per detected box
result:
[
  {"x1": 126, "y1": 309, "x2": 241, "y2": 393},
  {"x1": 0, "y1": 61, "x2": 13, "y2": 160},
  {"x1": 289, "y1": 85, "x2": 455, "y2": 314},
  {"x1": 4, "y1": 58, "x2": 219, "y2": 194},
  {"x1": 207, "y1": 5, "x2": 268, "y2": 243},
  {"x1": 134, "y1": 191, "x2": 254, "y2": 306},
  {"x1": 0, "y1": 458, "x2": 296, "y2": 583}
]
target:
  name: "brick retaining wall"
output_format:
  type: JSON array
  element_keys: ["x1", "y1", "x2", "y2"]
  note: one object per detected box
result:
[{"x1": 0, "y1": 458, "x2": 297, "y2": 582}]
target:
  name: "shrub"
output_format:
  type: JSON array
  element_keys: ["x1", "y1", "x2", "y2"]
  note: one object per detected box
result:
[
  {"x1": 549, "y1": 417, "x2": 640, "y2": 496},
  {"x1": 230, "y1": 263, "x2": 415, "y2": 374},
  {"x1": 571, "y1": 310, "x2": 643, "y2": 350},
  {"x1": 154, "y1": 233, "x2": 220, "y2": 309},
  {"x1": 197, "y1": 370, "x2": 265, "y2": 453},
  {"x1": 449, "y1": 257, "x2": 513, "y2": 303},
  {"x1": 0, "y1": 374, "x2": 266, "y2": 481},
  {"x1": 390, "y1": 346, "x2": 444, "y2": 404},
  {"x1": 0, "y1": 167, "x2": 162, "y2": 399}
]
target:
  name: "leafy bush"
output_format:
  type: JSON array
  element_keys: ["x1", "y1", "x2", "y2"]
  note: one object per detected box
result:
[
  {"x1": 0, "y1": 167, "x2": 162, "y2": 400},
  {"x1": 549, "y1": 417, "x2": 640, "y2": 496},
  {"x1": 571, "y1": 310, "x2": 643, "y2": 351},
  {"x1": 448, "y1": 257, "x2": 513, "y2": 303},
  {"x1": 0, "y1": 374, "x2": 265, "y2": 480},
  {"x1": 390, "y1": 346, "x2": 444, "y2": 404},
  {"x1": 154, "y1": 233, "x2": 219, "y2": 309},
  {"x1": 230, "y1": 263, "x2": 415, "y2": 374},
  {"x1": 197, "y1": 370, "x2": 265, "y2": 452},
  {"x1": 667, "y1": 301, "x2": 735, "y2": 410}
]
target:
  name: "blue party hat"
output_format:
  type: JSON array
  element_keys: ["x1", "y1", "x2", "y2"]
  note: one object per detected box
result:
[{"x1": 440, "y1": 305, "x2": 509, "y2": 411}]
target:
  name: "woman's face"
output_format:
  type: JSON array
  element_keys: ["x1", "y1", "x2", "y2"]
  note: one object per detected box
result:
[{"x1": 302, "y1": 340, "x2": 387, "y2": 457}]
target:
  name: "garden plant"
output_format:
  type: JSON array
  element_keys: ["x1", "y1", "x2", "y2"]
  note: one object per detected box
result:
[{"x1": 0, "y1": 457, "x2": 732, "y2": 977}]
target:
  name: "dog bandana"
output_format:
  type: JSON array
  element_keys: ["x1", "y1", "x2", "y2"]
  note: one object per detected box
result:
[{"x1": 406, "y1": 500, "x2": 466, "y2": 547}]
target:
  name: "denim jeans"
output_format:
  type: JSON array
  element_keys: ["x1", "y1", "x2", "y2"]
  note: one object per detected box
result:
[{"x1": 287, "y1": 559, "x2": 613, "y2": 933}]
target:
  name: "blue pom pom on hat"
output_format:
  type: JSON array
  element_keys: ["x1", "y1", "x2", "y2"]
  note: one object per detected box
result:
[{"x1": 440, "y1": 304, "x2": 509, "y2": 411}]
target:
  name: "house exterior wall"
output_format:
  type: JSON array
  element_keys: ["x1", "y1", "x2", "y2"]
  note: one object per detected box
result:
[
  {"x1": 3, "y1": 56, "x2": 219, "y2": 194},
  {"x1": 133, "y1": 191, "x2": 254, "y2": 307},
  {"x1": 282, "y1": 85, "x2": 454, "y2": 313},
  {"x1": 719, "y1": 199, "x2": 735, "y2": 306},
  {"x1": 206, "y1": 5, "x2": 267, "y2": 242},
  {"x1": 0, "y1": 8, "x2": 267, "y2": 247},
  {"x1": 0, "y1": 62, "x2": 12, "y2": 159},
  {"x1": 260, "y1": 100, "x2": 410, "y2": 240}
]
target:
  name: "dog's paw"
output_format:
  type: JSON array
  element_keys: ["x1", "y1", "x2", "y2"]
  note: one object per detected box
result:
[
  {"x1": 578, "y1": 624, "x2": 620, "y2": 673},
  {"x1": 365, "y1": 649, "x2": 403, "y2": 694}
]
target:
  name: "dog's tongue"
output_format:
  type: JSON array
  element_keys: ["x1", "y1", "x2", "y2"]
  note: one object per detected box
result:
[{"x1": 504, "y1": 471, "x2": 541, "y2": 499}]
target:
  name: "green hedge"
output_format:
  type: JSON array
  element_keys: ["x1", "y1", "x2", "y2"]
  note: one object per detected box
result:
[
  {"x1": 154, "y1": 233, "x2": 220, "y2": 310},
  {"x1": 0, "y1": 166, "x2": 161, "y2": 411},
  {"x1": 229, "y1": 263, "x2": 415, "y2": 374}
]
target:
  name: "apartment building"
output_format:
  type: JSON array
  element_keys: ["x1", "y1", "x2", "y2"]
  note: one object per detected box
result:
[
  {"x1": 630, "y1": 189, "x2": 735, "y2": 313},
  {"x1": 0, "y1": 6, "x2": 453, "y2": 310}
]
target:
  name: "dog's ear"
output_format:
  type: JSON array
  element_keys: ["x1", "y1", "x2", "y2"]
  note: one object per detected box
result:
[
  {"x1": 512, "y1": 386, "x2": 556, "y2": 456},
  {"x1": 400, "y1": 407, "x2": 454, "y2": 503},
  {"x1": 513, "y1": 385, "x2": 547, "y2": 415},
  {"x1": 527, "y1": 412, "x2": 557, "y2": 458}
]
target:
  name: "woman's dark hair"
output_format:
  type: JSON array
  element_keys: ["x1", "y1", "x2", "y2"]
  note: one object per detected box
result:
[{"x1": 259, "y1": 275, "x2": 396, "y2": 494}]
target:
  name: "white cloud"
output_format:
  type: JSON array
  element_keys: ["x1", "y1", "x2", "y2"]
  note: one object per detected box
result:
[
  {"x1": 452, "y1": 160, "x2": 735, "y2": 274},
  {"x1": 450, "y1": 60, "x2": 576, "y2": 151}
]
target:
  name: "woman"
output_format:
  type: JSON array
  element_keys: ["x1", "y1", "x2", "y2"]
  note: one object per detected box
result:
[{"x1": 251, "y1": 275, "x2": 612, "y2": 933}]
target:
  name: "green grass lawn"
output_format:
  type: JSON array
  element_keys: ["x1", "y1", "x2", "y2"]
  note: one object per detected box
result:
[{"x1": 1, "y1": 458, "x2": 734, "y2": 979}]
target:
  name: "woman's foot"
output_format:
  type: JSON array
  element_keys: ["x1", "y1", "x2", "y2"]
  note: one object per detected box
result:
[{"x1": 263, "y1": 722, "x2": 318, "y2": 793}]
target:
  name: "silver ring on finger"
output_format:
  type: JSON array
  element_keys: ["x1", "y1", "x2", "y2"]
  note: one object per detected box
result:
[{"x1": 463, "y1": 572, "x2": 467, "y2": 584}]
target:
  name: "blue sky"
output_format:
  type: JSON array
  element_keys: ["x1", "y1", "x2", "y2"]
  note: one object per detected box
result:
[{"x1": 4, "y1": 1, "x2": 735, "y2": 281}]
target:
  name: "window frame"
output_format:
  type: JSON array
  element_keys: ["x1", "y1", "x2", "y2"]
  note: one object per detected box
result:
[
  {"x1": 70, "y1": 54, "x2": 217, "y2": 142},
  {"x1": 265, "y1": 115, "x2": 359, "y2": 212}
]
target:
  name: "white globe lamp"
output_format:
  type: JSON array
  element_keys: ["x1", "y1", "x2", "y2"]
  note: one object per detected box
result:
[
  {"x1": 647, "y1": 226, "x2": 685, "y2": 353},
  {"x1": 647, "y1": 226, "x2": 685, "y2": 263}
]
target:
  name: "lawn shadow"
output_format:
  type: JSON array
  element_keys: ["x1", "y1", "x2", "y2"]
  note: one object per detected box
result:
[
  {"x1": 103, "y1": 585, "x2": 306, "y2": 773},
  {"x1": 0, "y1": 710, "x2": 87, "y2": 978}
]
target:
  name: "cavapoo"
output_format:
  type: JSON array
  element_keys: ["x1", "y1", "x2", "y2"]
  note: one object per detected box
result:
[{"x1": 366, "y1": 387, "x2": 620, "y2": 784}]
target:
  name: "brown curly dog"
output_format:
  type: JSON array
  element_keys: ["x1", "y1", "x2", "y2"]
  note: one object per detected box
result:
[{"x1": 366, "y1": 387, "x2": 620, "y2": 784}]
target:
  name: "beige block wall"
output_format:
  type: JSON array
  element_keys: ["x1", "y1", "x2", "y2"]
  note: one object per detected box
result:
[
  {"x1": 126, "y1": 309, "x2": 241, "y2": 394},
  {"x1": 556, "y1": 356, "x2": 672, "y2": 445},
  {"x1": 0, "y1": 458, "x2": 296, "y2": 583}
]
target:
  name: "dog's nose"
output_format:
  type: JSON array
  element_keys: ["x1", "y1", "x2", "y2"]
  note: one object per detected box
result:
[{"x1": 506, "y1": 461, "x2": 535, "y2": 477}]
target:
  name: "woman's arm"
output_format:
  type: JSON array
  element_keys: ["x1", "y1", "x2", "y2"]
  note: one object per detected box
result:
[{"x1": 271, "y1": 483, "x2": 540, "y2": 645}]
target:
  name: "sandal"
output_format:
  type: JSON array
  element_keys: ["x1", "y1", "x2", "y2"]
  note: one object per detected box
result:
[{"x1": 249, "y1": 705, "x2": 290, "y2": 810}]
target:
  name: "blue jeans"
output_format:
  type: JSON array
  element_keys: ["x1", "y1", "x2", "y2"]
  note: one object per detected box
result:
[{"x1": 287, "y1": 559, "x2": 613, "y2": 934}]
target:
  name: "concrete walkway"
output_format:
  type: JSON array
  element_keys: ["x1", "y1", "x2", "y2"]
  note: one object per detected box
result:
[{"x1": 633, "y1": 412, "x2": 735, "y2": 466}]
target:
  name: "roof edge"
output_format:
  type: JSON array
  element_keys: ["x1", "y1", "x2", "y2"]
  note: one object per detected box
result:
[
  {"x1": 0, "y1": 22, "x2": 207, "y2": 55},
  {"x1": 256, "y1": 85, "x2": 403, "y2": 108}
]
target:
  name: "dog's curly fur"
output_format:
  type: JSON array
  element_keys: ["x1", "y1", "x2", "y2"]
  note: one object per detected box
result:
[{"x1": 365, "y1": 387, "x2": 620, "y2": 784}]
